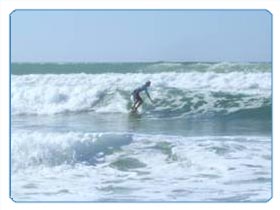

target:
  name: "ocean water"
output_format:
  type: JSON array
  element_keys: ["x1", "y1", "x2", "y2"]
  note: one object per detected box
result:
[{"x1": 11, "y1": 62, "x2": 272, "y2": 202}]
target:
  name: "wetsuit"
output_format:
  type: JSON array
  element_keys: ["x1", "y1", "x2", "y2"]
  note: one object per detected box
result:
[{"x1": 132, "y1": 85, "x2": 148, "y2": 102}]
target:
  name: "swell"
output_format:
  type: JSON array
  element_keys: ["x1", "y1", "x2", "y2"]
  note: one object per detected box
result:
[{"x1": 11, "y1": 62, "x2": 271, "y2": 75}]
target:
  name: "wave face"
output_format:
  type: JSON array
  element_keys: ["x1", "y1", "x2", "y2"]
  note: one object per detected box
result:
[
  {"x1": 11, "y1": 131, "x2": 270, "y2": 171},
  {"x1": 12, "y1": 131, "x2": 133, "y2": 171},
  {"x1": 11, "y1": 62, "x2": 272, "y2": 118}
]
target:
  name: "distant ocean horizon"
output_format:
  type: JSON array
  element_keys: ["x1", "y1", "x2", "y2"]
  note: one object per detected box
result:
[
  {"x1": 11, "y1": 61, "x2": 271, "y2": 74},
  {"x1": 11, "y1": 61, "x2": 272, "y2": 202}
]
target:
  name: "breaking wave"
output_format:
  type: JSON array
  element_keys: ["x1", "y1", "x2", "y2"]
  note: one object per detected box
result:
[{"x1": 11, "y1": 71, "x2": 271, "y2": 118}]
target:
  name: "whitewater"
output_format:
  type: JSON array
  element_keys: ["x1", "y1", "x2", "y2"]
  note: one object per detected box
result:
[
  {"x1": 11, "y1": 62, "x2": 272, "y2": 202},
  {"x1": 11, "y1": 71, "x2": 271, "y2": 116}
]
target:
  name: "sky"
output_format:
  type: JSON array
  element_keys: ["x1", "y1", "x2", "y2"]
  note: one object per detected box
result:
[{"x1": 11, "y1": 10, "x2": 272, "y2": 62}]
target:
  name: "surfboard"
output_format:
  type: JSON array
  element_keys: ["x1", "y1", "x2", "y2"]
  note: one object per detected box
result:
[{"x1": 130, "y1": 109, "x2": 138, "y2": 114}]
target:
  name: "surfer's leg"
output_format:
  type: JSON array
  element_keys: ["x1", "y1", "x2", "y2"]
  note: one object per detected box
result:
[
  {"x1": 132, "y1": 92, "x2": 141, "y2": 111},
  {"x1": 131, "y1": 92, "x2": 137, "y2": 111},
  {"x1": 132, "y1": 100, "x2": 138, "y2": 111},
  {"x1": 135, "y1": 98, "x2": 143, "y2": 110}
]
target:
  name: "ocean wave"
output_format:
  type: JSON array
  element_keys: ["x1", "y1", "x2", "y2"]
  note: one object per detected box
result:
[
  {"x1": 139, "y1": 62, "x2": 271, "y2": 73},
  {"x1": 11, "y1": 130, "x2": 271, "y2": 202},
  {"x1": 11, "y1": 131, "x2": 133, "y2": 171},
  {"x1": 11, "y1": 72, "x2": 271, "y2": 116},
  {"x1": 11, "y1": 130, "x2": 270, "y2": 172}
]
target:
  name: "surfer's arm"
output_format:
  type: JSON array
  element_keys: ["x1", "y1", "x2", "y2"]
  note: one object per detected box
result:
[{"x1": 146, "y1": 90, "x2": 153, "y2": 103}]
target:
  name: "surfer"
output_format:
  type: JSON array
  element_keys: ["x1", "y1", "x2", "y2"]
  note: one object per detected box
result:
[{"x1": 131, "y1": 81, "x2": 153, "y2": 112}]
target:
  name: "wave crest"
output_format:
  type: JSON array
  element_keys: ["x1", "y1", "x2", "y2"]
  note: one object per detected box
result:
[{"x1": 11, "y1": 72, "x2": 271, "y2": 116}]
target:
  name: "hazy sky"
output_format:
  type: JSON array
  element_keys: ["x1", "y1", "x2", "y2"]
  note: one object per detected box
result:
[{"x1": 11, "y1": 10, "x2": 272, "y2": 62}]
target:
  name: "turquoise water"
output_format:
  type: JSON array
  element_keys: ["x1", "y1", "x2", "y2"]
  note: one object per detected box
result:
[
  {"x1": 12, "y1": 62, "x2": 271, "y2": 74},
  {"x1": 11, "y1": 62, "x2": 272, "y2": 202}
]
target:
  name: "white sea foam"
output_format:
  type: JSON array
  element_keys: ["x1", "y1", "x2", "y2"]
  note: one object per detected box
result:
[
  {"x1": 11, "y1": 130, "x2": 271, "y2": 201},
  {"x1": 11, "y1": 72, "x2": 271, "y2": 115}
]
